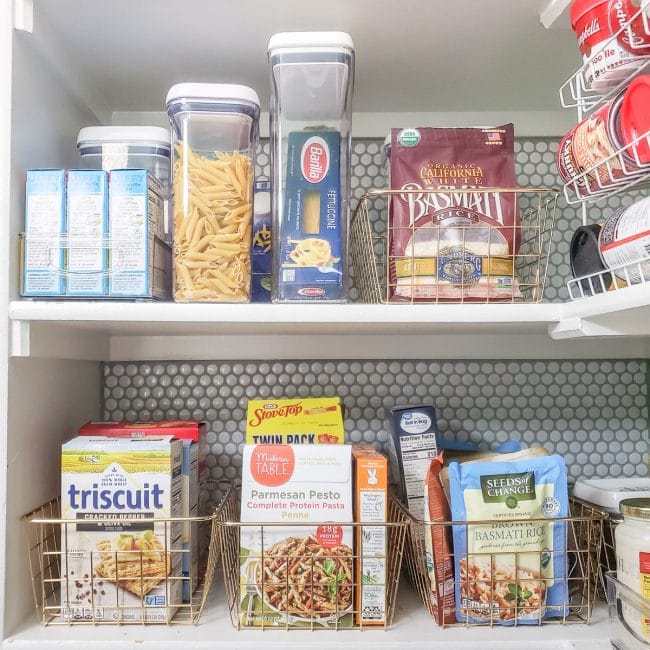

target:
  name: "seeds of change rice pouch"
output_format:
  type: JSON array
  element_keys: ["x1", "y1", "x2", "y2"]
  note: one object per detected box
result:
[{"x1": 448, "y1": 454, "x2": 569, "y2": 625}]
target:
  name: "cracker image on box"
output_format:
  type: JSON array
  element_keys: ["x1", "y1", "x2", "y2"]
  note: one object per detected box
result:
[{"x1": 61, "y1": 435, "x2": 183, "y2": 622}]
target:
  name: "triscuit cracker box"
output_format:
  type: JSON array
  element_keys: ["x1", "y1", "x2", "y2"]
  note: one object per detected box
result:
[
  {"x1": 77, "y1": 420, "x2": 206, "y2": 603},
  {"x1": 246, "y1": 397, "x2": 345, "y2": 444},
  {"x1": 61, "y1": 435, "x2": 183, "y2": 622}
]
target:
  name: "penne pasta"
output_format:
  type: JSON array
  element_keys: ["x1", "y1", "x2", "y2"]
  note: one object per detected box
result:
[{"x1": 172, "y1": 143, "x2": 253, "y2": 302}]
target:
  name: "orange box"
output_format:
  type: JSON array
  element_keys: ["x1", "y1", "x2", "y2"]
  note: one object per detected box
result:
[{"x1": 352, "y1": 443, "x2": 388, "y2": 626}]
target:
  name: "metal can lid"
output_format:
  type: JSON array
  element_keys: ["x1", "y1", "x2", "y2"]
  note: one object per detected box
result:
[
  {"x1": 620, "y1": 75, "x2": 650, "y2": 163},
  {"x1": 620, "y1": 497, "x2": 650, "y2": 519}
]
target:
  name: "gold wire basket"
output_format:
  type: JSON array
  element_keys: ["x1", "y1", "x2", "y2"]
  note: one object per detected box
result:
[
  {"x1": 350, "y1": 187, "x2": 559, "y2": 304},
  {"x1": 216, "y1": 487, "x2": 410, "y2": 630},
  {"x1": 570, "y1": 497, "x2": 620, "y2": 601},
  {"x1": 24, "y1": 481, "x2": 234, "y2": 626},
  {"x1": 398, "y1": 498, "x2": 604, "y2": 627}
]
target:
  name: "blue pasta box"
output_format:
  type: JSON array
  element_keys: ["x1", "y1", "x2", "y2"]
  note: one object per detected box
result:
[
  {"x1": 66, "y1": 170, "x2": 109, "y2": 296},
  {"x1": 276, "y1": 130, "x2": 345, "y2": 302},
  {"x1": 22, "y1": 169, "x2": 66, "y2": 297},
  {"x1": 252, "y1": 180, "x2": 271, "y2": 302}
]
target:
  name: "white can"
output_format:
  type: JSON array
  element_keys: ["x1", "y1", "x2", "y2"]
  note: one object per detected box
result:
[
  {"x1": 599, "y1": 196, "x2": 650, "y2": 282},
  {"x1": 615, "y1": 498, "x2": 650, "y2": 640}
]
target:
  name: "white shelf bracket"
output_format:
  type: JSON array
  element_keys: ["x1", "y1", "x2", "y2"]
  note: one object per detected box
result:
[
  {"x1": 548, "y1": 317, "x2": 587, "y2": 340},
  {"x1": 10, "y1": 319, "x2": 30, "y2": 357},
  {"x1": 13, "y1": 0, "x2": 33, "y2": 32}
]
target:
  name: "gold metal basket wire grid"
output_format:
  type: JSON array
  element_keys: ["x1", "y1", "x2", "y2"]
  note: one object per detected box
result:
[
  {"x1": 396, "y1": 498, "x2": 604, "y2": 627},
  {"x1": 216, "y1": 487, "x2": 410, "y2": 630},
  {"x1": 570, "y1": 497, "x2": 620, "y2": 601},
  {"x1": 23, "y1": 481, "x2": 234, "y2": 626},
  {"x1": 350, "y1": 187, "x2": 559, "y2": 304}
]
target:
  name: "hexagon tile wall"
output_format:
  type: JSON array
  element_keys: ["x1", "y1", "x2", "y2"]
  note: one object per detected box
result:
[
  {"x1": 103, "y1": 139, "x2": 649, "y2": 510},
  {"x1": 103, "y1": 358, "x2": 648, "y2": 509}
]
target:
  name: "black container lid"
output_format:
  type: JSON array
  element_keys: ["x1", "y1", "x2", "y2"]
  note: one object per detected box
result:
[{"x1": 570, "y1": 224, "x2": 612, "y2": 296}]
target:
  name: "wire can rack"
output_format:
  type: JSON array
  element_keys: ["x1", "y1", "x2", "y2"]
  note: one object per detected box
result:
[
  {"x1": 23, "y1": 481, "x2": 233, "y2": 626},
  {"x1": 567, "y1": 255, "x2": 650, "y2": 299},
  {"x1": 215, "y1": 487, "x2": 410, "y2": 630},
  {"x1": 559, "y1": 4, "x2": 650, "y2": 116},
  {"x1": 397, "y1": 498, "x2": 604, "y2": 627},
  {"x1": 350, "y1": 187, "x2": 558, "y2": 304}
]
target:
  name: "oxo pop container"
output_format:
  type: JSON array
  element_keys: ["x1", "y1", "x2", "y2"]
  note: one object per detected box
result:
[
  {"x1": 269, "y1": 32, "x2": 354, "y2": 303},
  {"x1": 166, "y1": 83, "x2": 260, "y2": 302},
  {"x1": 76, "y1": 126, "x2": 171, "y2": 193}
]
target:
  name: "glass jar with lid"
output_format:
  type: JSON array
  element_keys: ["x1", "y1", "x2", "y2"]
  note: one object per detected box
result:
[{"x1": 616, "y1": 498, "x2": 650, "y2": 640}]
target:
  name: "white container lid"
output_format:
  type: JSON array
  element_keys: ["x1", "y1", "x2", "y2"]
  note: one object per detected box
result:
[
  {"x1": 573, "y1": 477, "x2": 650, "y2": 512},
  {"x1": 77, "y1": 126, "x2": 170, "y2": 148},
  {"x1": 165, "y1": 83, "x2": 260, "y2": 109},
  {"x1": 268, "y1": 31, "x2": 354, "y2": 53}
]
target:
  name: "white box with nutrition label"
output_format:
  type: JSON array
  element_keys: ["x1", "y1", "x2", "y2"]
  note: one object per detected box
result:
[
  {"x1": 60, "y1": 435, "x2": 183, "y2": 623},
  {"x1": 240, "y1": 444, "x2": 353, "y2": 628},
  {"x1": 389, "y1": 405, "x2": 439, "y2": 520},
  {"x1": 352, "y1": 443, "x2": 388, "y2": 626},
  {"x1": 22, "y1": 169, "x2": 66, "y2": 296},
  {"x1": 108, "y1": 169, "x2": 170, "y2": 299},
  {"x1": 66, "y1": 170, "x2": 109, "y2": 296}
]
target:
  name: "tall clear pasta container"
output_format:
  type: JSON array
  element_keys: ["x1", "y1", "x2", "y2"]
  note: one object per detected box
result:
[
  {"x1": 268, "y1": 32, "x2": 355, "y2": 303},
  {"x1": 166, "y1": 83, "x2": 260, "y2": 302}
]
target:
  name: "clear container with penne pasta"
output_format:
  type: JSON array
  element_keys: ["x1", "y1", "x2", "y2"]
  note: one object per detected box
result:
[{"x1": 166, "y1": 83, "x2": 260, "y2": 303}]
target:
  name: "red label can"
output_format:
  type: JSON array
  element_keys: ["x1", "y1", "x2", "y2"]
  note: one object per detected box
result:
[
  {"x1": 609, "y1": 0, "x2": 650, "y2": 53},
  {"x1": 571, "y1": 0, "x2": 643, "y2": 89}
]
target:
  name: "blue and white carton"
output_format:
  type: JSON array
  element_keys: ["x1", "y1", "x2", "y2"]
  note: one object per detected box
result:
[
  {"x1": 108, "y1": 170, "x2": 169, "y2": 299},
  {"x1": 66, "y1": 170, "x2": 109, "y2": 296},
  {"x1": 22, "y1": 169, "x2": 66, "y2": 296}
]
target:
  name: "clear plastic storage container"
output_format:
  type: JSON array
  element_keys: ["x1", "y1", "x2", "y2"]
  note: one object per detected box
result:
[
  {"x1": 166, "y1": 83, "x2": 260, "y2": 303},
  {"x1": 268, "y1": 32, "x2": 355, "y2": 303},
  {"x1": 77, "y1": 126, "x2": 171, "y2": 194}
]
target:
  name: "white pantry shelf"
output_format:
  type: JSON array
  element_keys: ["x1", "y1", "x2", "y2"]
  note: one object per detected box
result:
[
  {"x1": 4, "y1": 582, "x2": 612, "y2": 650},
  {"x1": 8, "y1": 293, "x2": 650, "y2": 361}
]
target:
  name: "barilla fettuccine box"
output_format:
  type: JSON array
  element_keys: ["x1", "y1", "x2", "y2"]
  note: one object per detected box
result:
[
  {"x1": 277, "y1": 130, "x2": 344, "y2": 301},
  {"x1": 66, "y1": 170, "x2": 109, "y2": 296},
  {"x1": 77, "y1": 421, "x2": 206, "y2": 602},
  {"x1": 22, "y1": 169, "x2": 66, "y2": 296},
  {"x1": 61, "y1": 435, "x2": 183, "y2": 622},
  {"x1": 246, "y1": 397, "x2": 344, "y2": 444},
  {"x1": 108, "y1": 169, "x2": 170, "y2": 299},
  {"x1": 352, "y1": 443, "x2": 388, "y2": 626},
  {"x1": 240, "y1": 444, "x2": 353, "y2": 627}
]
